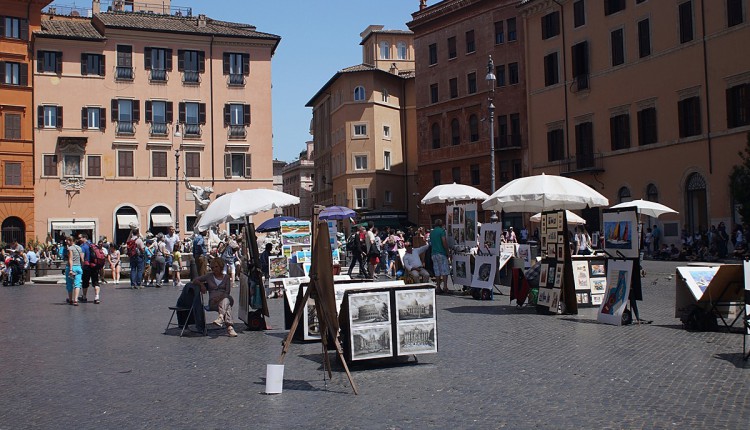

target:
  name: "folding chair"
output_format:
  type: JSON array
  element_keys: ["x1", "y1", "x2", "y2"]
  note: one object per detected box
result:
[{"x1": 165, "y1": 304, "x2": 195, "y2": 337}]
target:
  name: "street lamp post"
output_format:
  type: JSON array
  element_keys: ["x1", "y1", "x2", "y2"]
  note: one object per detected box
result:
[
  {"x1": 173, "y1": 125, "x2": 182, "y2": 235},
  {"x1": 486, "y1": 55, "x2": 498, "y2": 223}
]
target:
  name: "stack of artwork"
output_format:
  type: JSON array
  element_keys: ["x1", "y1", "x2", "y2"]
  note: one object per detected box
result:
[
  {"x1": 270, "y1": 220, "x2": 313, "y2": 280},
  {"x1": 446, "y1": 203, "x2": 477, "y2": 248},
  {"x1": 569, "y1": 258, "x2": 607, "y2": 307},
  {"x1": 348, "y1": 291, "x2": 393, "y2": 360},
  {"x1": 537, "y1": 210, "x2": 568, "y2": 312}
]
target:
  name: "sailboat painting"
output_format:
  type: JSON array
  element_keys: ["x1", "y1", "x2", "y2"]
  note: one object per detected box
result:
[{"x1": 602, "y1": 208, "x2": 639, "y2": 258}]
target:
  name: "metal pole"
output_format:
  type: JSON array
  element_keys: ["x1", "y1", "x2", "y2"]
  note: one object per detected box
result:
[
  {"x1": 175, "y1": 149, "x2": 180, "y2": 234},
  {"x1": 486, "y1": 55, "x2": 498, "y2": 223}
]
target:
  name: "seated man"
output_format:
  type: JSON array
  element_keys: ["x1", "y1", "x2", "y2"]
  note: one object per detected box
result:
[
  {"x1": 193, "y1": 258, "x2": 237, "y2": 337},
  {"x1": 401, "y1": 242, "x2": 431, "y2": 283}
]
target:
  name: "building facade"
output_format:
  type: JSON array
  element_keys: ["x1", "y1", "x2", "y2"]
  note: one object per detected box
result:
[
  {"x1": 281, "y1": 141, "x2": 315, "y2": 220},
  {"x1": 0, "y1": 0, "x2": 53, "y2": 246},
  {"x1": 408, "y1": 0, "x2": 529, "y2": 228},
  {"x1": 307, "y1": 26, "x2": 419, "y2": 228},
  {"x1": 520, "y1": 0, "x2": 750, "y2": 239},
  {"x1": 33, "y1": 1, "x2": 279, "y2": 244}
]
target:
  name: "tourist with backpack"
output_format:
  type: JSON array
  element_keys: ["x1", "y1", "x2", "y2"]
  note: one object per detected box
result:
[
  {"x1": 152, "y1": 233, "x2": 168, "y2": 288},
  {"x1": 78, "y1": 233, "x2": 102, "y2": 304},
  {"x1": 127, "y1": 227, "x2": 146, "y2": 289},
  {"x1": 347, "y1": 225, "x2": 368, "y2": 278}
]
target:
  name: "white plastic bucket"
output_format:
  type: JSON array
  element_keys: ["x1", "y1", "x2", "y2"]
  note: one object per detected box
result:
[{"x1": 265, "y1": 364, "x2": 284, "y2": 394}]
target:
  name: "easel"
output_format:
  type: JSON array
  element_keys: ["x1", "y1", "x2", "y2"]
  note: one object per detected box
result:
[
  {"x1": 238, "y1": 218, "x2": 270, "y2": 329},
  {"x1": 279, "y1": 209, "x2": 359, "y2": 395},
  {"x1": 602, "y1": 207, "x2": 645, "y2": 324}
]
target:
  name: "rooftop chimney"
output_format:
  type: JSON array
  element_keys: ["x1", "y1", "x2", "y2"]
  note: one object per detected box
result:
[
  {"x1": 92, "y1": 0, "x2": 100, "y2": 14},
  {"x1": 420, "y1": 0, "x2": 427, "y2": 10},
  {"x1": 197, "y1": 14, "x2": 207, "y2": 28}
]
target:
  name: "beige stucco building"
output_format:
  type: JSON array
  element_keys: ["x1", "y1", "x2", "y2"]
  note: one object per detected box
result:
[
  {"x1": 281, "y1": 141, "x2": 315, "y2": 220},
  {"x1": 307, "y1": 25, "x2": 419, "y2": 228},
  {"x1": 520, "y1": 0, "x2": 750, "y2": 239},
  {"x1": 33, "y1": 1, "x2": 279, "y2": 244}
]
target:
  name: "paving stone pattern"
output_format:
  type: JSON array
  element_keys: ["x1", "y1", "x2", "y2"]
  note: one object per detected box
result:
[{"x1": 0, "y1": 260, "x2": 747, "y2": 429}]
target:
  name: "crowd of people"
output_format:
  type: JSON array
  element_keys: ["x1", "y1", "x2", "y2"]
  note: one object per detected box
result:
[{"x1": 644, "y1": 222, "x2": 748, "y2": 262}]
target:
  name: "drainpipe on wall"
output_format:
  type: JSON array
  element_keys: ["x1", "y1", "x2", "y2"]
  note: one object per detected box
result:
[
  {"x1": 210, "y1": 35, "x2": 215, "y2": 185},
  {"x1": 28, "y1": 0, "x2": 35, "y2": 187},
  {"x1": 551, "y1": 0, "x2": 571, "y2": 172},
  {"x1": 700, "y1": 0, "x2": 713, "y2": 174},
  {"x1": 400, "y1": 76, "x2": 409, "y2": 222}
]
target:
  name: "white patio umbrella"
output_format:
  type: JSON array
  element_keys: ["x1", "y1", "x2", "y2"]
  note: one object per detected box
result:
[
  {"x1": 421, "y1": 183, "x2": 489, "y2": 205},
  {"x1": 196, "y1": 188, "x2": 300, "y2": 232},
  {"x1": 482, "y1": 173, "x2": 609, "y2": 213},
  {"x1": 530, "y1": 210, "x2": 586, "y2": 225},
  {"x1": 610, "y1": 199, "x2": 678, "y2": 218}
]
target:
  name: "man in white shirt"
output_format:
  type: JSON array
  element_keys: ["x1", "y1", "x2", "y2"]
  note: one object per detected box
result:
[
  {"x1": 401, "y1": 242, "x2": 431, "y2": 283},
  {"x1": 164, "y1": 225, "x2": 180, "y2": 281}
]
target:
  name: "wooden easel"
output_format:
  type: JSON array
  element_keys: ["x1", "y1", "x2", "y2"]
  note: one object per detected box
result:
[{"x1": 279, "y1": 211, "x2": 359, "y2": 395}]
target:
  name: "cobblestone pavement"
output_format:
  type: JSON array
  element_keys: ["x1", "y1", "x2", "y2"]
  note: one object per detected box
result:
[{"x1": 0, "y1": 260, "x2": 747, "y2": 429}]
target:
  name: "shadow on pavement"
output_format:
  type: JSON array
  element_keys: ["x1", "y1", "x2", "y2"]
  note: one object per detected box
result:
[{"x1": 713, "y1": 352, "x2": 750, "y2": 369}]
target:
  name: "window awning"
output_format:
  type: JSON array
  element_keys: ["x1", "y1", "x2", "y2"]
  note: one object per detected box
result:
[
  {"x1": 116, "y1": 214, "x2": 139, "y2": 229},
  {"x1": 151, "y1": 213, "x2": 173, "y2": 228},
  {"x1": 51, "y1": 221, "x2": 95, "y2": 231}
]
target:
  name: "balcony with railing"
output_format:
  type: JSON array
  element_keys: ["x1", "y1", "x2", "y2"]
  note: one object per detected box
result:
[
  {"x1": 228, "y1": 125, "x2": 247, "y2": 139},
  {"x1": 228, "y1": 74, "x2": 245, "y2": 86},
  {"x1": 559, "y1": 151, "x2": 604, "y2": 175},
  {"x1": 182, "y1": 71, "x2": 200, "y2": 84},
  {"x1": 571, "y1": 74, "x2": 590, "y2": 92},
  {"x1": 150, "y1": 122, "x2": 167, "y2": 137},
  {"x1": 183, "y1": 123, "x2": 201, "y2": 137},
  {"x1": 116, "y1": 66, "x2": 133, "y2": 81},
  {"x1": 149, "y1": 68, "x2": 167, "y2": 82},
  {"x1": 496, "y1": 134, "x2": 522, "y2": 150},
  {"x1": 116, "y1": 121, "x2": 135, "y2": 136}
]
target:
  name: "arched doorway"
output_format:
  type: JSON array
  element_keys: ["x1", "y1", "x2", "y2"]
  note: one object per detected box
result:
[
  {"x1": 685, "y1": 172, "x2": 708, "y2": 234},
  {"x1": 114, "y1": 206, "x2": 138, "y2": 246},
  {"x1": 1, "y1": 217, "x2": 25, "y2": 247},
  {"x1": 149, "y1": 205, "x2": 173, "y2": 237}
]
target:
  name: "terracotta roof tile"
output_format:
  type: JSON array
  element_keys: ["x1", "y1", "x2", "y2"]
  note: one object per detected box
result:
[{"x1": 37, "y1": 19, "x2": 105, "y2": 40}]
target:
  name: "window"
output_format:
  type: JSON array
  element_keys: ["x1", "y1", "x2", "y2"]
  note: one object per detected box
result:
[
  {"x1": 451, "y1": 167, "x2": 461, "y2": 184},
  {"x1": 508, "y1": 62, "x2": 519, "y2": 85},
  {"x1": 179, "y1": 102, "x2": 205, "y2": 137},
  {"x1": 146, "y1": 100, "x2": 171, "y2": 136},
  {"x1": 496, "y1": 64, "x2": 506, "y2": 87},
  {"x1": 397, "y1": 42, "x2": 407, "y2": 60},
  {"x1": 467, "y1": 72, "x2": 477, "y2": 94},
  {"x1": 469, "y1": 114, "x2": 479, "y2": 142},
  {"x1": 118, "y1": 151, "x2": 134, "y2": 177},
  {"x1": 354, "y1": 86, "x2": 366, "y2": 101},
  {"x1": 618, "y1": 186, "x2": 631, "y2": 203},
  {"x1": 382, "y1": 88, "x2": 389, "y2": 102},
  {"x1": 38, "y1": 51, "x2": 61, "y2": 74},
  {"x1": 451, "y1": 119, "x2": 460, "y2": 146},
  {"x1": 354, "y1": 155, "x2": 368, "y2": 170},
  {"x1": 547, "y1": 129, "x2": 565, "y2": 161},
  {"x1": 637, "y1": 107, "x2": 658, "y2": 145},
  {"x1": 646, "y1": 183, "x2": 658, "y2": 202},
  {"x1": 574, "y1": 0, "x2": 586, "y2": 27},
  {"x1": 383, "y1": 125, "x2": 391, "y2": 139},
  {"x1": 470, "y1": 164, "x2": 480, "y2": 185},
  {"x1": 638, "y1": 19, "x2": 651, "y2": 58},
  {"x1": 2, "y1": 61, "x2": 27, "y2": 86},
  {"x1": 507, "y1": 18, "x2": 517, "y2": 41},
  {"x1": 604, "y1": 0, "x2": 626, "y2": 16},
  {"x1": 38, "y1": 105, "x2": 62, "y2": 129},
  {"x1": 3, "y1": 16, "x2": 28, "y2": 40},
  {"x1": 499, "y1": 160, "x2": 510, "y2": 182},
  {"x1": 728, "y1": 0, "x2": 744, "y2": 27},
  {"x1": 224, "y1": 52, "x2": 249, "y2": 85},
  {"x1": 428, "y1": 43, "x2": 438, "y2": 65},
  {"x1": 727, "y1": 83, "x2": 750, "y2": 128},
  {"x1": 4, "y1": 113, "x2": 20, "y2": 139},
  {"x1": 510, "y1": 113, "x2": 521, "y2": 146},
  {"x1": 678, "y1": 96, "x2": 702, "y2": 137},
  {"x1": 82, "y1": 107, "x2": 106, "y2": 131},
  {"x1": 494, "y1": 21, "x2": 504, "y2": 44},
  {"x1": 571, "y1": 41, "x2": 590, "y2": 90},
  {"x1": 679, "y1": 1, "x2": 694, "y2": 43},
  {"x1": 353, "y1": 123, "x2": 367, "y2": 137},
  {"x1": 87, "y1": 155, "x2": 101, "y2": 177},
  {"x1": 178, "y1": 49, "x2": 204, "y2": 83},
  {"x1": 112, "y1": 99, "x2": 139, "y2": 135},
  {"x1": 184, "y1": 152, "x2": 200, "y2": 177},
  {"x1": 43, "y1": 154, "x2": 57, "y2": 177},
  {"x1": 224, "y1": 153, "x2": 252, "y2": 178},
  {"x1": 575, "y1": 121, "x2": 594, "y2": 169},
  {"x1": 542, "y1": 12, "x2": 560, "y2": 39},
  {"x1": 355, "y1": 188, "x2": 368, "y2": 209},
  {"x1": 150, "y1": 151, "x2": 167, "y2": 178},
  {"x1": 4, "y1": 162, "x2": 20, "y2": 186},
  {"x1": 81, "y1": 53, "x2": 105, "y2": 76},
  {"x1": 145, "y1": 47, "x2": 172, "y2": 82},
  {"x1": 224, "y1": 103, "x2": 250, "y2": 138},
  {"x1": 611, "y1": 29, "x2": 625, "y2": 66},
  {"x1": 384, "y1": 190, "x2": 393, "y2": 204},
  {"x1": 432, "y1": 170, "x2": 441, "y2": 186},
  {"x1": 431, "y1": 123, "x2": 441, "y2": 149},
  {"x1": 449, "y1": 77, "x2": 458, "y2": 98},
  {"x1": 384, "y1": 151, "x2": 391, "y2": 170},
  {"x1": 430, "y1": 83, "x2": 439, "y2": 103},
  {"x1": 62, "y1": 154, "x2": 81, "y2": 177},
  {"x1": 544, "y1": 52, "x2": 559, "y2": 86},
  {"x1": 610, "y1": 113, "x2": 631, "y2": 150},
  {"x1": 448, "y1": 36, "x2": 457, "y2": 59},
  {"x1": 116, "y1": 45, "x2": 133, "y2": 80},
  {"x1": 498, "y1": 115, "x2": 508, "y2": 146},
  {"x1": 512, "y1": 159, "x2": 522, "y2": 179},
  {"x1": 465, "y1": 30, "x2": 475, "y2": 53},
  {"x1": 380, "y1": 41, "x2": 390, "y2": 59}
]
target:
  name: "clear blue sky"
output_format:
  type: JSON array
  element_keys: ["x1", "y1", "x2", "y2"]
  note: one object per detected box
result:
[{"x1": 174, "y1": 0, "x2": 425, "y2": 162}]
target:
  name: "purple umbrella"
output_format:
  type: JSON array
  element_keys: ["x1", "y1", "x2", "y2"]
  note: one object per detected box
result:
[{"x1": 319, "y1": 205, "x2": 356, "y2": 220}]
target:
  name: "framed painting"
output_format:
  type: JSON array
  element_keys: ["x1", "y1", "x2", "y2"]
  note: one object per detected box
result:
[
  {"x1": 676, "y1": 266, "x2": 720, "y2": 300},
  {"x1": 481, "y1": 224, "x2": 502, "y2": 255},
  {"x1": 597, "y1": 259, "x2": 634, "y2": 326},
  {"x1": 348, "y1": 291, "x2": 391, "y2": 327},
  {"x1": 351, "y1": 324, "x2": 393, "y2": 361},
  {"x1": 269, "y1": 256, "x2": 289, "y2": 278},
  {"x1": 517, "y1": 244, "x2": 531, "y2": 268},
  {"x1": 395, "y1": 289, "x2": 436, "y2": 322},
  {"x1": 539, "y1": 263, "x2": 549, "y2": 286},
  {"x1": 396, "y1": 321, "x2": 437, "y2": 356},
  {"x1": 553, "y1": 263, "x2": 563, "y2": 288},
  {"x1": 452, "y1": 254, "x2": 472, "y2": 286},
  {"x1": 602, "y1": 208, "x2": 639, "y2": 258},
  {"x1": 572, "y1": 260, "x2": 591, "y2": 291},
  {"x1": 590, "y1": 277, "x2": 607, "y2": 294},
  {"x1": 472, "y1": 255, "x2": 497, "y2": 290},
  {"x1": 590, "y1": 260, "x2": 606, "y2": 277},
  {"x1": 591, "y1": 294, "x2": 604, "y2": 305}
]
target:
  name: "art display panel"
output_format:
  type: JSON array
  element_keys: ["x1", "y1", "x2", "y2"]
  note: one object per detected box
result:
[
  {"x1": 472, "y1": 255, "x2": 497, "y2": 290},
  {"x1": 602, "y1": 208, "x2": 639, "y2": 258},
  {"x1": 396, "y1": 321, "x2": 437, "y2": 356},
  {"x1": 597, "y1": 259, "x2": 633, "y2": 325},
  {"x1": 452, "y1": 254, "x2": 472, "y2": 286},
  {"x1": 676, "y1": 266, "x2": 720, "y2": 300}
]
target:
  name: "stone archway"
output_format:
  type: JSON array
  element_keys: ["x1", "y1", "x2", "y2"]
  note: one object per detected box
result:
[
  {"x1": 114, "y1": 206, "x2": 138, "y2": 246},
  {"x1": 1, "y1": 216, "x2": 25, "y2": 246},
  {"x1": 685, "y1": 172, "x2": 708, "y2": 234}
]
